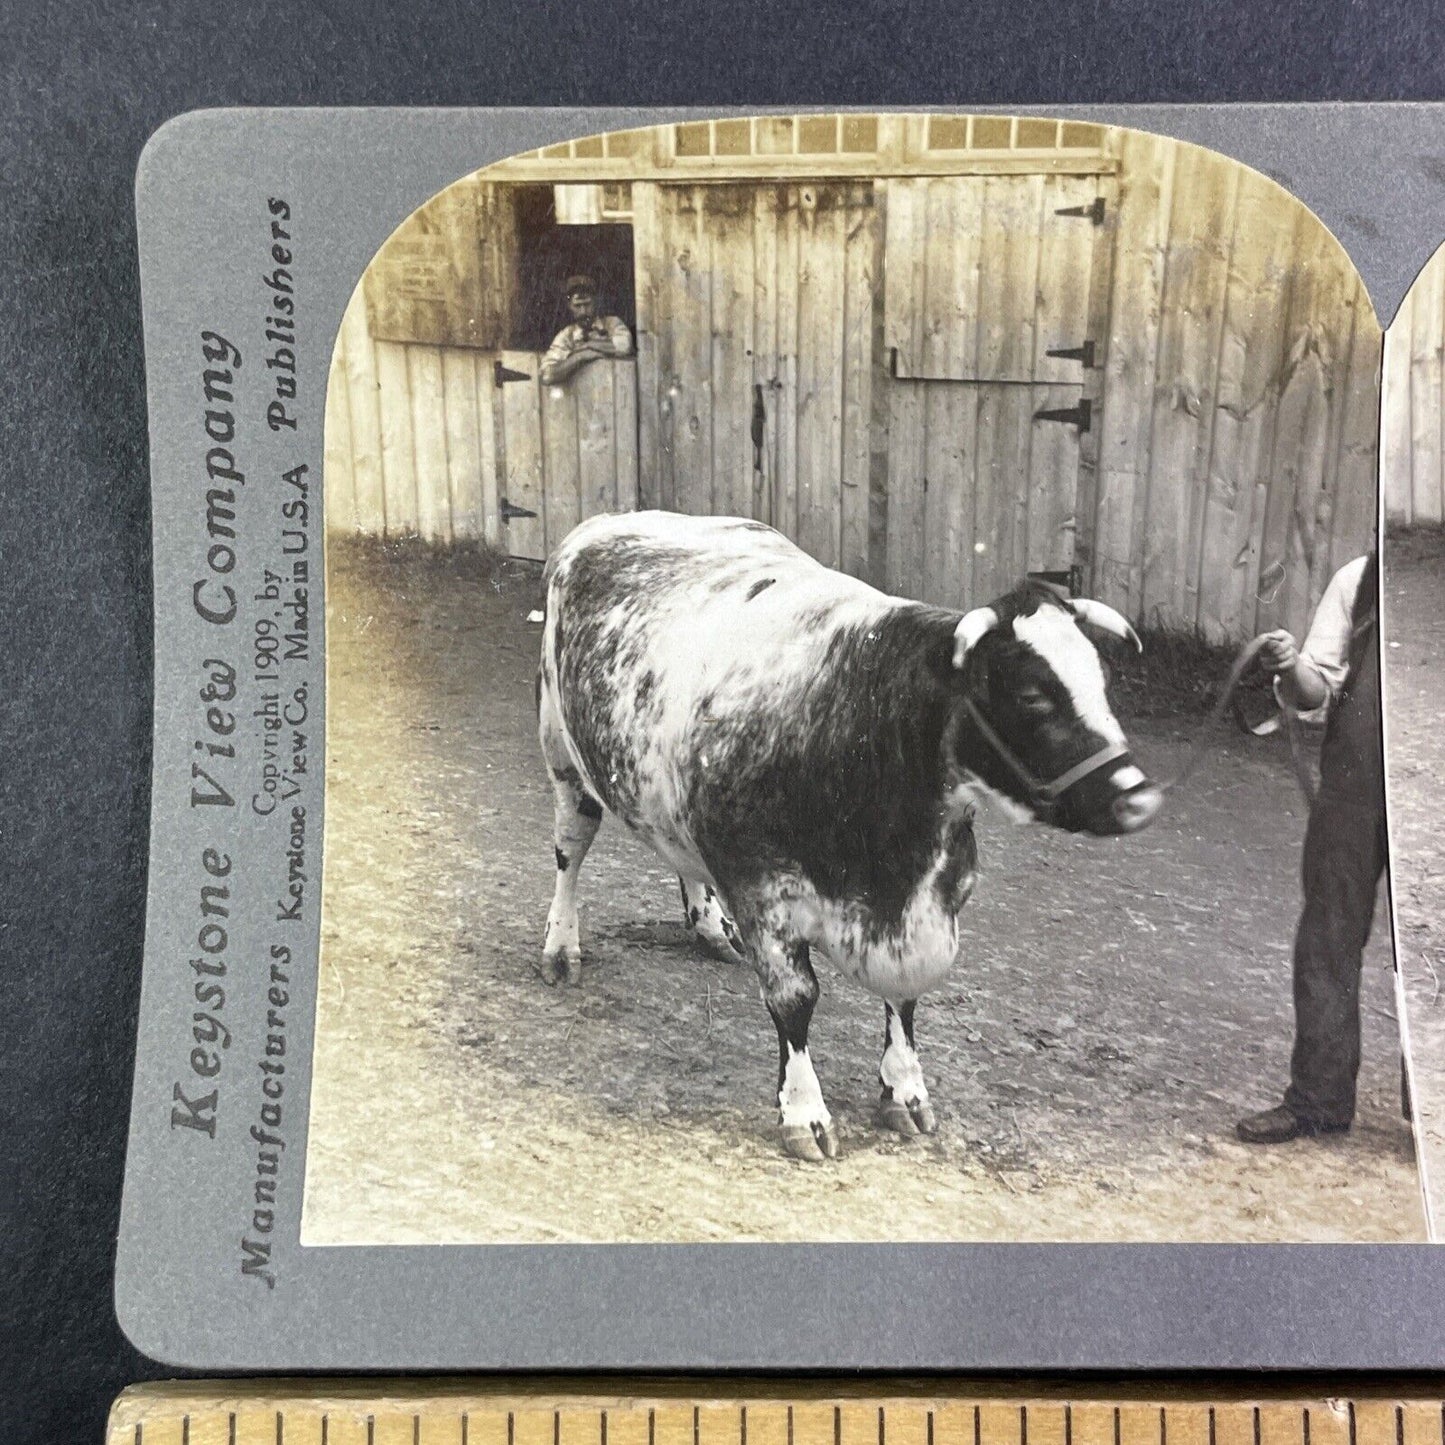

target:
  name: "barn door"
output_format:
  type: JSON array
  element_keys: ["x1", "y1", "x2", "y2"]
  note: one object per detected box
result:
[
  {"x1": 634, "y1": 181, "x2": 881, "y2": 575},
  {"x1": 882, "y1": 172, "x2": 1117, "y2": 607},
  {"x1": 493, "y1": 350, "x2": 640, "y2": 562}
]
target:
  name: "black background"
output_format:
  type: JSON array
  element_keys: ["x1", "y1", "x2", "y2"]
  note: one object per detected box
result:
[{"x1": 4, "y1": 3, "x2": 1444, "y2": 1438}]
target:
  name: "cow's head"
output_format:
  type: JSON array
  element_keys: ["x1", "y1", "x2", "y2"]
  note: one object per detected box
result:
[{"x1": 949, "y1": 584, "x2": 1161, "y2": 836}]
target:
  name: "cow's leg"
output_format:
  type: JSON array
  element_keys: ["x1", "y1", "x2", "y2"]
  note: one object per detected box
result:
[
  {"x1": 539, "y1": 694, "x2": 603, "y2": 986},
  {"x1": 751, "y1": 929, "x2": 837, "y2": 1162},
  {"x1": 877, "y1": 1000, "x2": 937, "y2": 1136},
  {"x1": 679, "y1": 877, "x2": 747, "y2": 964}
]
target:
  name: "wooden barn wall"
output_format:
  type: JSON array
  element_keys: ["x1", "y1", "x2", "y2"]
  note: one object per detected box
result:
[
  {"x1": 1383, "y1": 243, "x2": 1445, "y2": 527},
  {"x1": 878, "y1": 171, "x2": 1113, "y2": 609},
  {"x1": 326, "y1": 127, "x2": 1379, "y2": 643},
  {"x1": 324, "y1": 290, "x2": 502, "y2": 546},
  {"x1": 1089, "y1": 130, "x2": 1380, "y2": 640},
  {"x1": 632, "y1": 182, "x2": 881, "y2": 578}
]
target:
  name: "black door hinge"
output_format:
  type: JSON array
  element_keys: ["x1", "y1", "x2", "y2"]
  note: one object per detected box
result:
[
  {"x1": 1033, "y1": 398, "x2": 1092, "y2": 432},
  {"x1": 500, "y1": 498, "x2": 539, "y2": 522},
  {"x1": 1055, "y1": 197, "x2": 1106, "y2": 226},
  {"x1": 494, "y1": 360, "x2": 532, "y2": 387},
  {"x1": 1045, "y1": 340, "x2": 1096, "y2": 369}
]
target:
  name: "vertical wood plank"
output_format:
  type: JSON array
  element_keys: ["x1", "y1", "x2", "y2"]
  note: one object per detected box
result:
[
  {"x1": 1331, "y1": 289, "x2": 1382, "y2": 579},
  {"x1": 672, "y1": 186, "x2": 716, "y2": 517},
  {"x1": 1409, "y1": 248, "x2": 1445, "y2": 526},
  {"x1": 775, "y1": 187, "x2": 802, "y2": 544},
  {"x1": 408, "y1": 344, "x2": 451, "y2": 544},
  {"x1": 374, "y1": 339, "x2": 418, "y2": 537},
  {"x1": 613, "y1": 357, "x2": 641, "y2": 510},
  {"x1": 1031, "y1": 171, "x2": 1099, "y2": 576},
  {"x1": 710, "y1": 185, "x2": 756, "y2": 519},
  {"x1": 542, "y1": 365, "x2": 584, "y2": 549},
  {"x1": 631, "y1": 181, "x2": 664, "y2": 509},
  {"x1": 1141, "y1": 140, "x2": 1231, "y2": 628},
  {"x1": 752, "y1": 185, "x2": 780, "y2": 528},
  {"x1": 882, "y1": 175, "x2": 925, "y2": 376},
  {"x1": 883, "y1": 179, "x2": 927, "y2": 598},
  {"x1": 840, "y1": 187, "x2": 879, "y2": 578},
  {"x1": 976, "y1": 172, "x2": 1042, "y2": 597},
  {"x1": 1201, "y1": 169, "x2": 1288, "y2": 639},
  {"x1": 501, "y1": 348, "x2": 546, "y2": 559},
  {"x1": 919, "y1": 178, "x2": 980, "y2": 605},
  {"x1": 1096, "y1": 129, "x2": 1175, "y2": 618},
  {"x1": 323, "y1": 328, "x2": 358, "y2": 536},
  {"x1": 573, "y1": 358, "x2": 620, "y2": 519},
  {"x1": 442, "y1": 348, "x2": 484, "y2": 542},
  {"x1": 476, "y1": 352, "x2": 503, "y2": 546},
  {"x1": 795, "y1": 186, "x2": 848, "y2": 566},
  {"x1": 341, "y1": 290, "x2": 386, "y2": 535},
  {"x1": 1383, "y1": 279, "x2": 1416, "y2": 526},
  {"x1": 1071, "y1": 173, "x2": 1119, "y2": 596}
]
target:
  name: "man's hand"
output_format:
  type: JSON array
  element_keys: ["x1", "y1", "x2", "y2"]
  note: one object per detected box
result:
[
  {"x1": 1255, "y1": 628, "x2": 1329, "y2": 710},
  {"x1": 1257, "y1": 628, "x2": 1300, "y2": 675}
]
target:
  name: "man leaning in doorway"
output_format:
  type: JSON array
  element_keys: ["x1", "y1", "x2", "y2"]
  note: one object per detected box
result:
[
  {"x1": 1236, "y1": 552, "x2": 1388, "y2": 1144},
  {"x1": 539, "y1": 274, "x2": 632, "y2": 386}
]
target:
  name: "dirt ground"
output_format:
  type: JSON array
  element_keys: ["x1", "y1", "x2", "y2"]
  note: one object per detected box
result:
[
  {"x1": 300, "y1": 541, "x2": 1423, "y2": 1245},
  {"x1": 1384, "y1": 528, "x2": 1445, "y2": 1235}
]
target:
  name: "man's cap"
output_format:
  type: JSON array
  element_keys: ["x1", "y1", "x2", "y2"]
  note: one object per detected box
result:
[{"x1": 564, "y1": 273, "x2": 597, "y2": 297}]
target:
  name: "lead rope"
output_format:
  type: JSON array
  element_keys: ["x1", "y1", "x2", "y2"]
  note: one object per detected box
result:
[{"x1": 1163, "y1": 632, "x2": 1317, "y2": 804}]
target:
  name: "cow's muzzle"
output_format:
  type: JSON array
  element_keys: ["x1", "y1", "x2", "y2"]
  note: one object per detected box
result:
[{"x1": 1108, "y1": 781, "x2": 1163, "y2": 834}]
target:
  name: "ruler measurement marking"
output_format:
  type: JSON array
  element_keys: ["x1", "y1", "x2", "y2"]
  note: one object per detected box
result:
[{"x1": 106, "y1": 1393, "x2": 1445, "y2": 1445}]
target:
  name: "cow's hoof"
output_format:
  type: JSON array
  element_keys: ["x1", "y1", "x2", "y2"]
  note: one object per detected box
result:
[
  {"x1": 539, "y1": 950, "x2": 581, "y2": 986},
  {"x1": 780, "y1": 1121, "x2": 839, "y2": 1162},
  {"x1": 878, "y1": 1094, "x2": 937, "y2": 1137}
]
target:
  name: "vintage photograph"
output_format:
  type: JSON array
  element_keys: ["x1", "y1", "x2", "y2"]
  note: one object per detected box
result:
[
  {"x1": 301, "y1": 112, "x2": 1422, "y2": 1245},
  {"x1": 1381, "y1": 240, "x2": 1445, "y2": 1236}
]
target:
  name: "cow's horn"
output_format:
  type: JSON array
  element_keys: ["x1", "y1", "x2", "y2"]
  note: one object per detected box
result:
[
  {"x1": 1070, "y1": 598, "x2": 1142, "y2": 653},
  {"x1": 952, "y1": 607, "x2": 999, "y2": 668}
]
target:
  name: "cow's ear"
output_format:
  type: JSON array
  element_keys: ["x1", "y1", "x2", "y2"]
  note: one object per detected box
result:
[{"x1": 952, "y1": 608, "x2": 999, "y2": 669}]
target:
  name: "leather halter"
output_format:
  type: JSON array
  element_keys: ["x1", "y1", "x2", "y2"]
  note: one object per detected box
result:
[{"x1": 960, "y1": 692, "x2": 1131, "y2": 809}]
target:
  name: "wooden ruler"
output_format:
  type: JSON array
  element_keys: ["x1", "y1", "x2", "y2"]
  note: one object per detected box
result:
[{"x1": 108, "y1": 1382, "x2": 1445, "y2": 1445}]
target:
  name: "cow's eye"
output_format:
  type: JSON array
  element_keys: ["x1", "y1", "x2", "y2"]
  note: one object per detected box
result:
[{"x1": 1017, "y1": 688, "x2": 1053, "y2": 715}]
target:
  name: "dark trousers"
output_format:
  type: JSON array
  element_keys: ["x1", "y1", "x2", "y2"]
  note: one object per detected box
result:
[{"x1": 1283, "y1": 792, "x2": 1389, "y2": 1127}]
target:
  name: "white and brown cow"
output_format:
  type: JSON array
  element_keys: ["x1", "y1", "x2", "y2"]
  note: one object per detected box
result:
[{"x1": 536, "y1": 511, "x2": 1161, "y2": 1161}]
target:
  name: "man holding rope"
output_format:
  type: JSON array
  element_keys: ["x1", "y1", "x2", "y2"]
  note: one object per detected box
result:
[{"x1": 1236, "y1": 553, "x2": 1387, "y2": 1144}]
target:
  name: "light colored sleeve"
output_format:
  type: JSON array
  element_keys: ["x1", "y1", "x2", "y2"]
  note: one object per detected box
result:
[
  {"x1": 1274, "y1": 555, "x2": 1368, "y2": 719},
  {"x1": 540, "y1": 326, "x2": 575, "y2": 383},
  {"x1": 606, "y1": 315, "x2": 633, "y2": 357}
]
